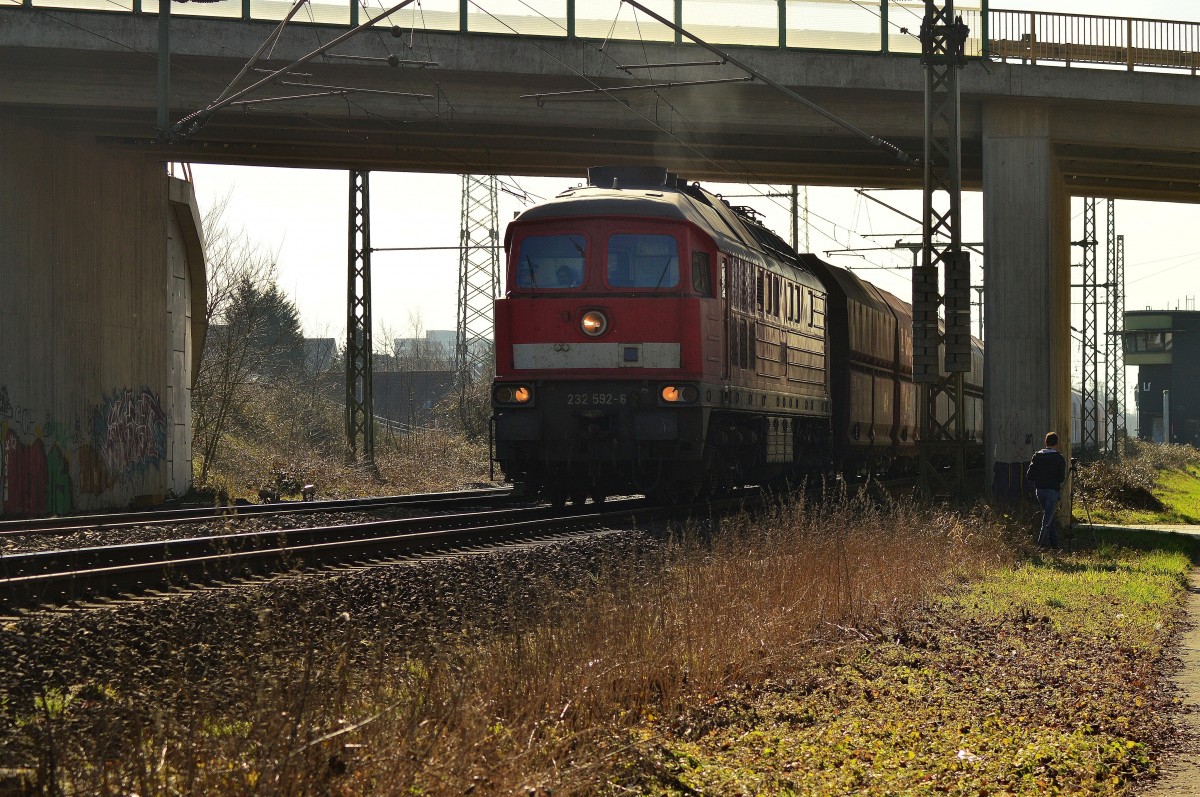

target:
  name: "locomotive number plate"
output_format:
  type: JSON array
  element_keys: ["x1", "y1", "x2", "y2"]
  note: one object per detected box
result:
[{"x1": 567, "y1": 392, "x2": 627, "y2": 406}]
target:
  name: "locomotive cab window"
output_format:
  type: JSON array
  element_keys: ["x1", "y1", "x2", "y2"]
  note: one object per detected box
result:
[
  {"x1": 514, "y1": 234, "x2": 586, "y2": 289},
  {"x1": 607, "y1": 234, "x2": 679, "y2": 289}
]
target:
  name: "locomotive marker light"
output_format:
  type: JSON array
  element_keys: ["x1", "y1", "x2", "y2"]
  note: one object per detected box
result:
[
  {"x1": 494, "y1": 385, "x2": 534, "y2": 405},
  {"x1": 660, "y1": 385, "x2": 699, "y2": 404},
  {"x1": 581, "y1": 310, "x2": 609, "y2": 337}
]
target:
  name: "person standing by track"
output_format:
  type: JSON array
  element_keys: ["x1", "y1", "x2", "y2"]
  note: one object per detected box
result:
[{"x1": 1026, "y1": 432, "x2": 1068, "y2": 548}]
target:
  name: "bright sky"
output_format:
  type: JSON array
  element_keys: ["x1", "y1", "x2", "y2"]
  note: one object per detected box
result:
[{"x1": 189, "y1": 0, "x2": 1200, "y2": 361}]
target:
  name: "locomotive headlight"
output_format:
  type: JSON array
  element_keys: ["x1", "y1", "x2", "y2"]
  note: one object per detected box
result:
[
  {"x1": 660, "y1": 384, "x2": 699, "y2": 404},
  {"x1": 580, "y1": 310, "x2": 608, "y2": 337},
  {"x1": 494, "y1": 384, "x2": 534, "y2": 405}
]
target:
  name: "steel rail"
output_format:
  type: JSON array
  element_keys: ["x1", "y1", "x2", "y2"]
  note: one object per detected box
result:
[
  {"x1": 0, "y1": 497, "x2": 678, "y2": 612},
  {"x1": 0, "y1": 488, "x2": 514, "y2": 536}
]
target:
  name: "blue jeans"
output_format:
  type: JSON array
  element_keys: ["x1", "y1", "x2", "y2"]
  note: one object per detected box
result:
[{"x1": 1035, "y1": 488, "x2": 1060, "y2": 548}]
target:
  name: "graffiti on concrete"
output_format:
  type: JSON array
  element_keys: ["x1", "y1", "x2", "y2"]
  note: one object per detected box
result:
[
  {"x1": 1, "y1": 385, "x2": 169, "y2": 516},
  {"x1": 78, "y1": 445, "x2": 114, "y2": 497},
  {"x1": 2, "y1": 432, "x2": 47, "y2": 516},
  {"x1": 1, "y1": 391, "x2": 65, "y2": 516},
  {"x1": 2, "y1": 392, "x2": 74, "y2": 516},
  {"x1": 92, "y1": 388, "x2": 168, "y2": 482}
]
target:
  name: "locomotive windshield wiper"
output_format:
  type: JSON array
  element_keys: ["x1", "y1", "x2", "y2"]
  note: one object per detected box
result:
[
  {"x1": 523, "y1": 257, "x2": 539, "y2": 294},
  {"x1": 653, "y1": 259, "x2": 673, "y2": 290}
]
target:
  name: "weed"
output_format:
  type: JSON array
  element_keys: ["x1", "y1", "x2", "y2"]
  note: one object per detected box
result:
[{"x1": 3, "y1": 502, "x2": 1191, "y2": 795}]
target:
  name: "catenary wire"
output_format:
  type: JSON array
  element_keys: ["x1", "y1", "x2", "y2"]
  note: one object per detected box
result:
[
  {"x1": 38, "y1": 0, "x2": 920, "y2": 272},
  {"x1": 458, "y1": 0, "x2": 919, "y2": 271}
]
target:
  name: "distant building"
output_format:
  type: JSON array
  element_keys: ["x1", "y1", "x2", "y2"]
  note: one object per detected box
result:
[
  {"x1": 304, "y1": 338, "x2": 337, "y2": 372},
  {"x1": 373, "y1": 370, "x2": 456, "y2": 429},
  {"x1": 1123, "y1": 309, "x2": 1200, "y2": 445},
  {"x1": 393, "y1": 330, "x2": 457, "y2": 370},
  {"x1": 425, "y1": 329, "x2": 457, "y2": 352}
]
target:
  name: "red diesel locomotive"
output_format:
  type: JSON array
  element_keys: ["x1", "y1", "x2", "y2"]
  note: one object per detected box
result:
[{"x1": 491, "y1": 166, "x2": 982, "y2": 504}]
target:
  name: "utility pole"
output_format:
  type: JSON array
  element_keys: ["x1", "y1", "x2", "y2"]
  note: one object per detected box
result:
[
  {"x1": 791, "y1": 185, "x2": 799, "y2": 252},
  {"x1": 346, "y1": 170, "x2": 376, "y2": 468},
  {"x1": 916, "y1": 0, "x2": 971, "y2": 498},
  {"x1": 788, "y1": 185, "x2": 810, "y2": 253}
]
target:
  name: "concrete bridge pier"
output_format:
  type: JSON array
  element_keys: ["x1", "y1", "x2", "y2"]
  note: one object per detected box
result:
[
  {"x1": 0, "y1": 117, "x2": 206, "y2": 516},
  {"x1": 982, "y1": 101, "x2": 1073, "y2": 520}
]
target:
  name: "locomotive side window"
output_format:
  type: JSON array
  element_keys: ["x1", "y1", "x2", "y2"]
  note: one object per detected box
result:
[
  {"x1": 692, "y1": 251, "x2": 712, "y2": 296},
  {"x1": 607, "y1": 234, "x2": 679, "y2": 288},
  {"x1": 514, "y1": 234, "x2": 586, "y2": 288},
  {"x1": 809, "y1": 291, "x2": 826, "y2": 330},
  {"x1": 728, "y1": 258, "x2": 754, "y2": 313}
]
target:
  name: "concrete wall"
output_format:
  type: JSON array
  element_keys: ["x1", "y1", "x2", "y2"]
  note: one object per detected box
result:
[
  {"x1": 0, "y1": 118, "x2": 204, "y2": 515},
  {"x1": 167, "y1": 177, "x2": 208, "y2": 497},
  {"x1": 981, "y1": 100, "x2": 1072, "y2": 515}
]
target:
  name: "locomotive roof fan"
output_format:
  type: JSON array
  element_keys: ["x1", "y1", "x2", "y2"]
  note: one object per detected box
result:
[{"x1": 588, "y1": 166, "x2": 681, "y2": 190}]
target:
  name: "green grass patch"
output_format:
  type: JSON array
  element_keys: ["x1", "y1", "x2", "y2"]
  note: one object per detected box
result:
[
  {"x1": 1147, "y1": 468, "x2": 1200, "y2": 522},
  {"x1": 1075, "y1": 443, "x2": 1200, "y2": 526},
  {"x1": 1081, "y1": 467, "x2": 1200, "y2": 525},
  {"x1": 614, "y1": 530, "x2": 1194, "y2": 796}
]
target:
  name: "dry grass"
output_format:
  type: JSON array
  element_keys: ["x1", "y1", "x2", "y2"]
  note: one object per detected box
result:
[
  {"x1": 3, "y1": 492, "x2": 1014, "y2": 795},
  {"x1": 194, "y1": 382, "x2": 495, "y2": 502},
  {"x1": 618, "y1": 529, "x2": 1193, "y2": 796}
]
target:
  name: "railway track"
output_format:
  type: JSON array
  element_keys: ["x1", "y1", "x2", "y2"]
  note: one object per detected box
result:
[
  {"x1": 0, "y1": 471, "x2": 963, "y2": 614},
  {"x1": 0, "y1": 487, "x2": 516, "y2": 537},
  {"x1": 0, "y1": 496, "x2": 722, "y2": 613}
]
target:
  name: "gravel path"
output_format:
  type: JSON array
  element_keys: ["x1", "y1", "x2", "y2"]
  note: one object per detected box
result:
[{"x1": 1083, "y1": 524, "x2": 1200, "y2": 797}]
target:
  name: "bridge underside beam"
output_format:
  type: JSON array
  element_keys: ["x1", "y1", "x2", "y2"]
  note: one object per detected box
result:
[{"x1": 5, "y1": 9, "x2": 1200, "y2": 200}]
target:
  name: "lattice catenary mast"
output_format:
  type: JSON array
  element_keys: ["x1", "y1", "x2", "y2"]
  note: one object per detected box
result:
[
  {"x1": 346, "y1": 170, "x2": 376, "y2": 466},
  {"x1": 456, "y1": 175, "x2": 501, "y2": 381},
  {"x1": 1075, "y1": 198, "x2": 1102, "y2": 453},
  {"x1": 1106, "y1": 199, "x2": 1126, "y2": 454}
]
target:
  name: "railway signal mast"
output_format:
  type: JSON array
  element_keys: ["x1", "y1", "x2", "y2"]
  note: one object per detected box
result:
[{"x1": 915, "y1": 1, "x2": 971, "y2": 498}]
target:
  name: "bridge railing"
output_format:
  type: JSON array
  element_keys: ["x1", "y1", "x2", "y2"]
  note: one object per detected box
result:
[
  {"x1": 990, "y1": 8, "x2": 1200, "y2": 74},
  {"x1": 10, "y1": 0, "x2": 1199, "y2": 75}
]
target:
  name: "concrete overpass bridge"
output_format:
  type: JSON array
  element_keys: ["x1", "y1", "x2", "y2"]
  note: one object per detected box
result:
[{"x1": 2, "y1": 0, "x2": 1200, "y2": 513}]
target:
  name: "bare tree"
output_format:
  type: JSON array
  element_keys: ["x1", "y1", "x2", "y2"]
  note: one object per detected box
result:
[
  {"x1": 391, "y1": 310, "x2": 455, "y2": 372},
  {"x1": 191, "y1": 196, "x2": 305, "y2": 482}
]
